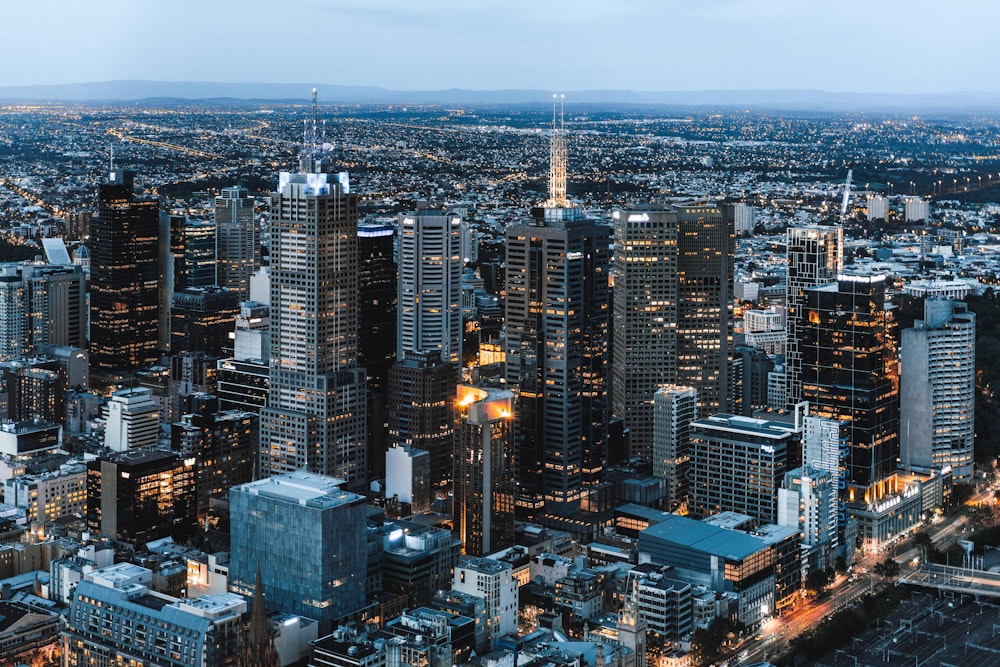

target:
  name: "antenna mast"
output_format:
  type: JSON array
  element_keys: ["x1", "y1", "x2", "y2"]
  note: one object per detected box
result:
[{"x1": 546, "y1": 93, "x2": 568, "y2": 207}]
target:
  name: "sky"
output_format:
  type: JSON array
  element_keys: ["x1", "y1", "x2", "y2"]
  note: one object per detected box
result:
[{"x1": 2, "y1": 0, "x2": 997, "y2": 93}]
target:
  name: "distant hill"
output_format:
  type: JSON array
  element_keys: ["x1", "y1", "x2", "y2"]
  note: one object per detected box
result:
[{"x1": 1, "y1": 80, "x2": 999, "y2": 111}]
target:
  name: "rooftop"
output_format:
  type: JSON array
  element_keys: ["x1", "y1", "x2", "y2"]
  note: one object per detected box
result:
[
  {"x1": 640, "y1": 514, "x2": 768, "y2": 562},
  {"x1": 237, "y1": 471, "x2": 363, "y2": 509}
]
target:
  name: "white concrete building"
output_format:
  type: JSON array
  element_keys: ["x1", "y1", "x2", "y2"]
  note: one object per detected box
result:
[
  {"x1": 453, "y1": 557, "x2": 517, "y2": 648},
  {"x1": 103, "y1": 387, "x2": 159, "y2": 452}
]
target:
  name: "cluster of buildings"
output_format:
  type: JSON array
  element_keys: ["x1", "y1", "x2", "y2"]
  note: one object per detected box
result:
[{"x1": 0, "y1": 100, "x2": 984, "y2": 667}]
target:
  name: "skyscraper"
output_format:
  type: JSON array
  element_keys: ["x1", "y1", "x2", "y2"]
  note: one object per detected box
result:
[
  {"x1": 258, "y1": 150, "x2": 367, "y2": 488},
  {"x1": 651, "y1": 385, "x2": 697, "y2": 510},
  {"x1": 900, "y1": 298, "x2": 975, "y2": 481},
  {"x1": 358, "y1": 221, "x2": 397, "y2": 480},
  {"x1": 89, "y1": 169, "x2": 160, "y2": 373},
  {"x1": 800, "y1": 275, "x2": 899, "y2": 490},
  {"x1": 454, "y1": 384, "x2": 515, "y2": 556},
  {"x1": 505, "y1": 208, "x2": 610, "y2": 518},
  {"x1": 215, "y1": 185, "x2": 258, "y2": 301},
  {"x1": 229, "y1": 472, "x2": 367, "y2": 634},
  {"x1": 387, "y1": 350, "x2": 455, "y2": 489},
  {"x1": 785, "y1": 225, "x2": 843, "y2": 408},
  {"x1": 397, "y1": 210, "x2": 463, "y2": 366},
  {"x1": 612, "y1": 204, "x2": 734, "y2": 459}
]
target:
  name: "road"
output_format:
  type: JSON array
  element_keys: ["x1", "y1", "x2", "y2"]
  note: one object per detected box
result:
[{"x1": 732, "y1": 482, "x2": 998, "y2": 666}]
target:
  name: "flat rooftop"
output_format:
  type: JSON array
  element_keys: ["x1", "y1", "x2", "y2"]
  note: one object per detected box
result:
[
  {"x1": 640, "y1": 514, "x2": 767, "y2": 562},
  {"x1": 238, "y1": 471, "x2": 363, "y2": 509}
]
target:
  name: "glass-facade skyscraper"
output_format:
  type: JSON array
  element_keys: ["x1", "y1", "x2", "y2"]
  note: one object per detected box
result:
[
  {"x1": 800, "y1": 275, "x2": 899, "y2": 490},
  {"x1": 90, "y1": 169, "x2": 160, "y2": 373},
  {"x1": 229, "y1": 472, "x2": 366, "y2": 635}
]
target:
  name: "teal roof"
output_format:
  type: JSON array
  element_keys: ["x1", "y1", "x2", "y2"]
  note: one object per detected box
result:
[{"x1": 640, "y1": 514, "x2": 766, "y2": 561}]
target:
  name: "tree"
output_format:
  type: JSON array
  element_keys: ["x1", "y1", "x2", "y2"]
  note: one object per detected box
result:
[
  {"x1": 913, "y1": 531, "x2": 933, "y2": 559},
  {"x1": 874, "y1": 558, "x2": 900, "y2": 579}
]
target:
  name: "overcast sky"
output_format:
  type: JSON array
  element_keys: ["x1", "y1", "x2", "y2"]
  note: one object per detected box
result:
[{"x1": 2, "y1": 0, "x2": 996, "y2": 93}]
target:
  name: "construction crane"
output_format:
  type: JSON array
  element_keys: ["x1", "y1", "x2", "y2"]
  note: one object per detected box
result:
[{"x1": 839, "y1": 169, "x2": 853, "y2": 224}]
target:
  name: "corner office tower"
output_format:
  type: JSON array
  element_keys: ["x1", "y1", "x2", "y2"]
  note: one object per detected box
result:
[{"x1": 258, "y1": 124, "x2": 367, "y2": 488}]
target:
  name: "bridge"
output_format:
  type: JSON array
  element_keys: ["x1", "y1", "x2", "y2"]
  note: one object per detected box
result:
[{"x1": 899, "y1": 563, "x2": 1000, "y2": 598}]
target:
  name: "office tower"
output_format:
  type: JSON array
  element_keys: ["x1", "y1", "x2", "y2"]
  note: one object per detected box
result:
[
  {"x1": 16, "y1": 366, "x2": 66, "y2": 423},
  {"x1": 215, "y1": 185, "x2": 258, "y2": 300},
  {"x1": 454, "y1": 384, "x2": 515, "y2": 556},
  {"x1": 377, "y1": 519, "x2": 462, "y2": 608},
  {"x1": 358, "y1": 222, "x2": 397, "y2": 480},
  {"x1": 62, "y1": 564, "x2": 246, "y2": 667},
  {"x1": 90, "y1": 169, "x2": 160, "y2": 373},
  {"x1": 216, "y1": 302, "x2": 270, "y2": 415},
  {"x1": 181, "y1": 220, "x2": 217, "y2": 287},
  {"x1": 505, "y1": 208, "x2": 610, "y2": 518},
  {"x1": 778, "y1": 466, "x2": 837, "y2": 571},
  {"x1": 901, "y1": 298, "x2": 975, "y2": 481},
  {"x1": 388, "y1": 350, "x2": 455, "y2": 489},
  {"x1": 0, "y1": 265, "x2": 29, "y2": 361},
  {"x1": 397, "y1": 210, "x2": 463, "y2": 366},
  {"x1": 170, "y1": 286, "x2": 240, "y2": 356},
  {"x1": 0, "y1": 263, "x2": 86, "y2": 361},
  {"x1": 733, "y1": 346, "x2": 776, "y2": 416},
  {"x1": 612, "y1": 204, "x2": 734, "y2": 462},
  {"x1": 86, "y1": 449, "x2": 196, "y2": 546},
  {"x1": 452, "y1": 557, "x2": 517, "y2": 648},
  {"x1": 229, "y1": 472, "x2": 367, "y2": 634},
  {"x1": 29, "y1": 264, "x2": 87, "y2": 350},
  {"x1": 172, "y1": 399, "x2": 256, "y2": 518},
  {"x1": 258, "y1": 161, "x2": 368, "y2": 488},
  {"x1": 673, "y1": 205, "x2": 735, "y2": 415},
  {"x1": 688, "y1": 413, "x2": 794, "y2": 523},
  {"x1": 103, "y1": 387, "x2": 159, "y2": 451},
  {"x1": 167, "y1": 352, "x2": 220, "y2": 424},
  {"x1": 801, "y1": 275, "x2": 898, "y2": 489},
  {"x1": 785, "y1": 225, "x2": 843, "y2": 408},
  {"x1": 651, "y1": 386, "x2": 697, "y2": 510}
]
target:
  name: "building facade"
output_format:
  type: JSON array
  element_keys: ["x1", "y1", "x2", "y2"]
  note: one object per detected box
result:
[
  {"x1": 651, "y1": 386, "x2": 697, "y2": 510},
  {"x1": 397, "y1": 210, "x2": 463, "y2": 366},
  {"x1": 90, "y1": 169, "x2": 160, "y2": 373},
  {"x1": 900, "y1": 298, "x2": 975, "y2": 481},
  {"x1": 215, "y1": 185, "x2": 258, "y2": 301}
]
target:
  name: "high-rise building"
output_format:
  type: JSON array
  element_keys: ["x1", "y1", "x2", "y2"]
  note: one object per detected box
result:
[
  {"x1": 216, "y1": 302, "x2": 270, "y2": 416},
  {"x1": 612, "y1": 204, "x2": 733, "y2": 461},
  {"x1": 397, "y1": 210, "x2": 463, "y2": 366},
  {"x1": 215, "y1": 185, "x2": 258, "y2": 301},
  {"x1": 785, "y1": 225, "x2": 843, "y2": 408},
  {"x1": 778, "y1": 465, "x2": 837, "y2": 572},
  {"x1": 904, "y1": 196, "x2": 930, "y2": 223},
  {"x1": 358, "y1": 222, "x2": 397, "y2": 480},
  {"x1": 0, "y1": 263, "x2": 87, "y2": 361},
  {"x1": 387, "y1": 350, "x2": 455, "y2": 489},
  {"x1": 258, "y1": 159, "x2": 367, "y2": 488},
  {"x1": 90, "y1": 169, "x2": 160, "y2": 374},
  {"x1": 505, "y1": 207, "x2": 610, "y2": 517},
  {"x1": 734, "y1": 202, "x2": 756, "y2": 235},
  {"x1": 688, "y1": 414, "x2": 794, "y2": 524},
  {"x1": 900, "y1": 298, "x2": 975, "y2": 481},
  {"x1": 170, "y1": 286, "x2": 240, "y2": 356},
  {"x1": 452, "y1": 558, "x2": 518, "y2": 648},
  {"x1": 454, "y1": 384, "x2": 515, "y2": 556},
  {"x1": 103, "y1": 387, "x2": 159, "y2": 452},
  {"x1": 86, "y1": 449, "x2": 196, "y2": 547},
  {"x1": 172, "y1": 398, "x2": 256, "y2": 518},
  {"x1": 800, "y1": 275, "x2": 899, "y2": 490},
  {"x1": 229, "y1": 472, "x2": 367, "y2": 634},
  {"x1": 651, "y1": 386, "x2": 697, "y2": 510}
]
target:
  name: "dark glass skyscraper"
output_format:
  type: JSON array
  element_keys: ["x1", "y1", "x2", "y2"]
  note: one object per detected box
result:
[
  {"x1": 505, "y1": 207, "x2": 610, "y2": 518},
  {"x1": 90, "y1": 169, "x2": 160, "y2": 373},
  {"x1": 800, "y1": 275, "x2": 899, "y2": 489}
]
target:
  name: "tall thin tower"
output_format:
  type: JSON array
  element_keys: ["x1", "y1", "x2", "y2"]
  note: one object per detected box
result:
[
  {"x1": 258, "y1": 93, "x2": 367, "y2": 487},
  {"x1": 215, "y1": 186, "x2": 257, "y2": 301},
  {"x1": 506, "y1": 97, "x2": 610, "y2": 520},
  {"x1": 546, "y1": 94, "x2": 568, "y2": 208}
]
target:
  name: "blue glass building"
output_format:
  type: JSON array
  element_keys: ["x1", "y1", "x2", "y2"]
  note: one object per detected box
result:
[{"x1": 229, "y1": 472, "x2": 366, "y2": 633}]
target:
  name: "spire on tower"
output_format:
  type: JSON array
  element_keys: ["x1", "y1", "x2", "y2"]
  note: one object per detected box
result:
[
  {"x1": 546, "y1": 93, "x2": 568, "y2": 208},
  {"x1": 299, "y1": 87, "x2": 326, "y2": 173}
]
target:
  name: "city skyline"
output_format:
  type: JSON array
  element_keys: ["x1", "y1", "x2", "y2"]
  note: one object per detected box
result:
[{"x1": 2, "y1": 0, "x2": 998, "y2": 95}]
